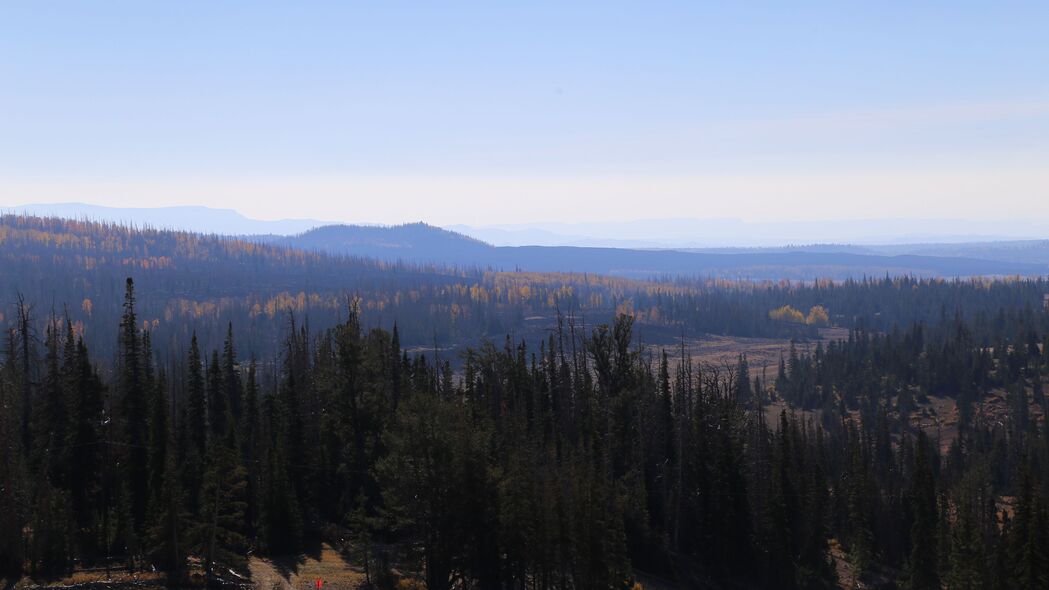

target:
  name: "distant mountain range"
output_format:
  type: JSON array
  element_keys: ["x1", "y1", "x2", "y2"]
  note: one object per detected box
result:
[
  {"x1": 1, "y1": 202, "x2": 331, "y2": 235},
  {"x1": 450, "y1": 218, "x2": 1049, "y2": 248},
  {"x1": 679, "y1": 241, "x2": 1049, "y2": 266},
  {"x1": 5, "y1": 203, "x2": 1049, "y2": 279},
  {"x1": 266, "y1": 223, "x2": 1049, "y2": 280},
  {"x1": 8, "y1": 202, "x2": 1049, "y2": 247}
]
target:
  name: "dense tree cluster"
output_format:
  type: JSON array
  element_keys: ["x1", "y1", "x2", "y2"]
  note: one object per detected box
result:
[{"x1": 2, "y1": 276, "x2": 1048, "y2": 588}]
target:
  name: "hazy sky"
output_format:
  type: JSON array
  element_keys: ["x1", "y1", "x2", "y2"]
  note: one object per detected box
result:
[{"x1": 2, "y1": 2, "x2": 1048, "y2": 226}]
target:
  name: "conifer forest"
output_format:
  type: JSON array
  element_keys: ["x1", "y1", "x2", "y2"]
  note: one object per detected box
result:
[{"x1": 2, "y1": 216, "x2": 1049, "y2": 589}]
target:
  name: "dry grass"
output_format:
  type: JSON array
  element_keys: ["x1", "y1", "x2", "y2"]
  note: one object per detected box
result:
[
  {"x1": 657, "y1": 327, "x2": 848, "y2": 381},
  {"x1": 6, "y1": 568, "x2": 167, "y2": 589},
  {"x1": 249, "y1": 543, "x2": 367, "y2": 590}
]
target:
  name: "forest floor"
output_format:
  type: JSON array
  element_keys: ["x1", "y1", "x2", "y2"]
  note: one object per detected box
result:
[
  {"x1": 3, "y1": 569, "x2": 169, "y2": 589},
  {"x1": 248, "y1": 543, "x2": 369, "y2": 590},
  {"x1": 3, "y1": 543, "x2": 371, "y2": 590}
]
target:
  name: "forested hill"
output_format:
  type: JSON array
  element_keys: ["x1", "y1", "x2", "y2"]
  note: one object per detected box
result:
[
  {"x1": 273, "y1": 223, "x2": 1049, "y2": 280},
  {"x1": 0, "y1": 215, "x2": 475, "y2": 357},
  {"x1": 4, "y1": 214, "x2": 1049, "y2": 364},
  {"x1": 265, "y1": 222, "x2": 492, "y2": 261},
  {"x1": 0, "y1": 214, "x2": 827, "y2": 360}
]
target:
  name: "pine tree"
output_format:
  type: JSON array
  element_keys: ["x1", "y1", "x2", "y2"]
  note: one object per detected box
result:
[
  {"x1": 259, "y1": 443, "x2": 302, "y2": 554},
  {"x1": 34, "y1": 317, "x2": 67, "y2": 485},
  {"x1": 147, "y1": 417, "x2": 188, "y2": 580},
  {"x1": 378, "y1": 391, "x2": 485, "y2": 590},
  {"x1": 906, "y1": 431, "x2": 939, "y2": 590},
  {"x1": 66, "y1": 335, "x2": 104, "y2": 561},
  {"x1": 206, "y1": 350, "x2": 226, "y2": 443},
  {"x1": 1010, "y1": 463, "x2": 1049, "y2": 589},
  {"x1": 735, "y1": 353, "x2": 751, "y2": 404},
  {"x1": 147, "y1": 365, "x2": 169, "y2": 528},
  {"x1": 189, "y1": 431, "x2": 249, "y2": 579},
  {"x1": 844, "y1": 421, "x2": 874, "y2": 576},
  {"x1": 117, "y1": 277, "x2": 149, "y2": 542},
  {"x1": 181, "y1": 333, "x2": 206, "y2": 513},
  {"x1": 221, "y1": 323, "x2": 242, "y2": 425},
  {"x1": 259, "y1": 389, "x2": 302, "y2": 555},
  {"x1": 764, "y1": 411, "x2": 799, "y2": 589},
  {"x1": 0, "y1": 358, "x2": 29, "y2": 576},
  {"x1": 27, "y1": 471, "x2": 73, "y2": 574},
  {"x1": 240, "y1": 357, "x2": 261, "y2": 539}
]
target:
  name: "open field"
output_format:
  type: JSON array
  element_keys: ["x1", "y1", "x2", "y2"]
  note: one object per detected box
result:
[{"x1": 679, "y1": 327, "x2": 849, "y2": 378}]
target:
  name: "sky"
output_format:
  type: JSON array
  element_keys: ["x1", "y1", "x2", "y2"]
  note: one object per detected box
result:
[{"x1": 2, "y1": 1, "x2": 1048, "y2": 227}]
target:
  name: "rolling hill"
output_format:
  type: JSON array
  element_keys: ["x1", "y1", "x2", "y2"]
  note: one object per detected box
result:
[{"x1": 272, "y1": 223, "x2": 1049, "y2": 280}]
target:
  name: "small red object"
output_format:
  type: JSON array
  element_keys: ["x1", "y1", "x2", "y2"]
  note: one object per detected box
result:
[{"x1": 315, "y1": 579, "x2": 323, "y2": 589}]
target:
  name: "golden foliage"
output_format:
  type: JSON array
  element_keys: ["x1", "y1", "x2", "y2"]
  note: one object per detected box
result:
[
  {"x1": 806, "y1": 305, "x2": 830, "y2": 326},
  {"x1": 770, "y1": 304, "x2": 831, "y2": 326},
  {"x1": 769, "y1": 305, "x2": 806, "y2": 323}
]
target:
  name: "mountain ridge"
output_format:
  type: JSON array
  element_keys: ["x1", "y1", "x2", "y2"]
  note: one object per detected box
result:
[
  {"x1": 270, "y1": 223, "x2": 1049, "y2": 280},
  {"x1": 5, "y1": 204, "x2": 1049, "y2": 278}
]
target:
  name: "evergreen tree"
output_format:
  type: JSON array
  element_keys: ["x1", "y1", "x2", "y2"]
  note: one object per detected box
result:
[
  {"x1": 906, "y1": 431, "x2": 939, "y2": 590},
  {"x1": 28, "y1": 472, "x2": 73, "y2": 574},
  {"x1": 117, "y1": 278, "x2": 149, "y2": 542},
  {"x1": 181, "y1": 333, "x2": 206, "y2": 513},
  {"x1": 1010, "y1": 463, "x2": 1049, "y2": 589},
  {"x1": 0, "y1": 356, "x2": 29, "y2": 575},
  {"x1": 259, "y1": 387, "x2": 302, "y2": 554},
  {"x1": 66, "y1": 335, "x2": 104, "y2": 561},
  {"x1": 240, "y1": 357, "x2": 261, "y2": 539},
  {"x1": 147, "y1": 418, "x2": 188, "y2": 580},
  {"x1": 147, "y1": 358, "x2": 169, "y2": 523},
  {"x1": 189, "y1": 431, "x2": 249, "y2": 579}
]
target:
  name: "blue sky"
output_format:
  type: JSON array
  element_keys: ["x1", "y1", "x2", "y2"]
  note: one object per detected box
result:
[{"x1": 2, "y1": 2, "x2": 1047, "y2": 225}]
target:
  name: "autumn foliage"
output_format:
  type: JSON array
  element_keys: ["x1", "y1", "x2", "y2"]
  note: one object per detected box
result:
[{"x1": 769, "y1": 304, "x2": 829, "y2": 326}]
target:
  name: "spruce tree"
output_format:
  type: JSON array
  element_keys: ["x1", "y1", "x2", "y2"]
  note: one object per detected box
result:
[
  {"x1": 117, "y1": 277, "x2": 149, "y2": 540},
  {"x1": 181, "y1": 333, "x2": 207, "y2": 513},
  {"x1": 147, "y1": 418, "x2": 188, "y2": 580},
  {"x1": 189, "y1": 430, "x2": 249, "y2": 579},
  {"x1": 0, "y1": 361, "x2": 29, "y2": 575},
  {"x1": 240, "y1": 357, "x2": 261, "y2": 539},
  {"x1": 906, "y1": 431, "x2": 939, "y2": 590}
]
